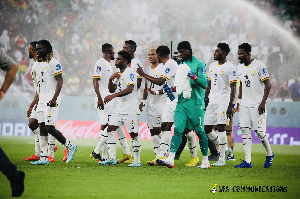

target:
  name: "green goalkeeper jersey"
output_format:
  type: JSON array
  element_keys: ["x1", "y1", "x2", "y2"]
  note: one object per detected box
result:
[{"x1": 177, "y1": 56, "x2": 207, "y2": 107}]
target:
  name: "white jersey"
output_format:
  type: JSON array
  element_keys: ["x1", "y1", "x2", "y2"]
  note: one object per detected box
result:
[
  {"x1": 93, "y1": 58, "x2": 113, "y2": 98},
  {"x1": 208, "y1": 61, "x2": 237, "y2": 104},
  {"x1": 36, "y1": 57, "x2": 62, "y2": 105},
  {"x1": 237, "y1": 59, "x2": 269, "y2": 107},
  {"x1": 160, "y1": 59, "x2": 178, "y2": 102},
  {"x1": 30, "y1": 59, "x2": 38, "y2": 92},
  {"x1": 114, "y1": 67, "x2": 139, "y2": 114},
  {"x1": 130, "y1": 57, "x2": 144, "y2": 101},
  {"x1": 146, "y1": 63, "x2": 165, "y2": 105}
]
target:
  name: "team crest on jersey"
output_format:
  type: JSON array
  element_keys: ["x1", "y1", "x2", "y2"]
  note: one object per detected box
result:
[
  {"x1": 220, "y1": 70, "x2": 225, "y2": 76},
  {"x1": 233, "y1": 71, "x2": 237, "y2": 76},
  {"x1": 96, "y1": 66, "x2": 101, "y2": 74},
  {"x1": 130, "y1": 74, "x2": 134, "y2": 81},
  {"x1": 130, "y1": 120, "x2": 135, "y2": 129},
  {"x1": 165, "y1": 68, "x2": 170, "y2": 73},
  {"x1": 56, "y1": 64, "x2": 61, "y2": 70},
  {"x1": 221, "y1": 111, "x2": 226, "y2": 117},
  {"x1": 262, "y1": 68, "x2": 267, "y2": 74}
]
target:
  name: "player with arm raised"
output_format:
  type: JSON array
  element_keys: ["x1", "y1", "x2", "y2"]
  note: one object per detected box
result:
[
  {"x1": 204, "y1": 43, "x2": 237, "y2": 166},
  {"x1": 137, "y1": 45, "x2": 178, "y2": 164},
  {"x1": 235, "y1": 43, "x2": 273, "y2": 168},
  {"x1": 30, "y1": 40, "x2": 76, "y2": 165}
]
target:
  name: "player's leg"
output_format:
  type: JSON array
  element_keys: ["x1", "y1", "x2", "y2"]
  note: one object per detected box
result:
[
  {"x1": 125, "y1": 114, "x2": 141, "y2": 167},
  {"x1": 235, "y1": 105, "x2": 252, "y2": 168},
  {"x1": 226, "y1": 114, "x2": 235, "y2": 161},
  {"x1": 204, "y1": 104, "x2": 219, "y2": 145},
  {"x1": 31, "y1": 122, "x2": 49, "y2": 165},
  {"x1": 24, "y1": 118, "x2": 40, "y2": 161},
  {"x1": 116, "y1": 126, "x2": 131, "y2": 163},
  {"x1": 91, "y1": 124, "x2": 108, "y2": 161},
  {"x1": 43, "y1": 107, "x2": 76, "y2": 164},
  {"x1": 175, "y1": 133, "x2": 187, "y2": 160},
  {"x1": 185, "y1": 129, "x2": 199, "y2": 166},
  {"x1": 251, "y1": 107, "x2": 273, "y2": 168},
  {"x1": 47, "y1": 134, "x2": 56, "y2": 162}
]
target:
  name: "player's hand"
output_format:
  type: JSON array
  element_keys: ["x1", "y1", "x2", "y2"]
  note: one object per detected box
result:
[
  {"x1": 136, "y1": 64, "x2": 144, "y2": 76},
  {"x1": 235, "y1": 103, "x2": 240, "y2": 112},
  {"x1": 226, "y1": 105, "x2": 233, "y2": 119},
  {"x1": 204, "y1": 98, "x2": 209, "y2": 110},
  {"x1": 258, "y1": 102, "x2": 266, "y2": 115},
  {"x1": 48, "y1": 99, "x2": 57, "y2": 107},
  {"x1": 0, "y1": 91, "x2": 4, "y2": 100},
  {"x1": 139, "y1": 101, "x2": 145, "y2": 112},
  {"x1": 27, "y1": 106, "x2": 33, "y2": 118},
  {"x1": 110, "y1": 72, "x2": 120, "y2": 80},
  {"x1": 97, "y1": 98, "x2": 104, "y2": 110},
  {"x1": 147, "y1": 88, "x2": 156, "y2": 95},
  {"x1": 104, "y1": 94, "x2": 115, "y2": 104}
]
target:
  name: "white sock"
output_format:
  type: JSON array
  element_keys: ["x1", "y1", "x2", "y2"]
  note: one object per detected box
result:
[
  {"x1": 167, "y1": 152, "x2": 175, "y2": 164},
  {"x1": 132, "y1": 136, "x2": 141, "y2": 162},
  {"x1": 202, "y1": 155, "x2": 208, "y2": 162},
  {"x1": 107, "y1": 131, "x2": 116, "y2": 159},
  {"x1": 242, "y1": 128, "x2": 252, "y2": 163},
  {"x1": 34, "y1": 128, "x2": 41, "y2": 157},
  {"x1": 94, "y1": 129, "x2": 108, "y2": 154},
  {"x1": 206, "y1": 131, "x2": 219, "y2": 145},
  {"x1": 159, "y1": 131, "x2": 172, "y2": 158},
  {"x1": 48, "y1": 134, "x2": 56, "y2": 158},
  {"x1": 40, "y1": 136, "x2": 48, "y2": 161},
  {"x1": 256, "y1": 131, "x2": 273, "y2": 156},
  {"x1": 63, "y1": 139, "x2": 73, "y2": 150},
  {"x1": 151, "y1": 135, "x2": 160, "y2": 158},
  {"x1": 116, "y1": 127, "x2": 130, "y2": 155},
  {"x1": 219, "y1": 131, "x2": 227, "y2": 162},
  {"x1": 186, "y1": 131, "x2": 197, "y2": 158}
]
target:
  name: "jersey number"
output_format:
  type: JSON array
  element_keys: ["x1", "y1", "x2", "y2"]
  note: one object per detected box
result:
[{"x1": 214, "y1": 74, "x2": 217, "y2": 85}]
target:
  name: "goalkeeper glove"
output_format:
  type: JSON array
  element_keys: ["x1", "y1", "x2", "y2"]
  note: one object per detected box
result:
[
  {"x1": 163, "y1": 84, "x2": 175, "y2": 101},
  {"x1": 188, "y1": 70, "x2": 197, "y2": 80}
]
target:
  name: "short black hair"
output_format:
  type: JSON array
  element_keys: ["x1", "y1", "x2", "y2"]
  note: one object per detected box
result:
[
  {"x1": 37, "y1": 40, "x2": 52, "y2": 54},
  {"x1": 177, "y1": 41, "x2": 191, "y2": 51},
  {"x1": 125, "y1": 40, "x2": 137, "y2": 51},
  {"x1": 156, "y1": 45, "x2": 170, "y2": 56},
  {"x1": 217, "y1": 43, "x2": 230, "y2": 55},
  {"x1": 102, "y1": 43, "x2": 113, "y2": 53},
  {"x1": 118, "y1": 50, "x2": 132, "y2": 64},
  {"x1": 238, "y1": 43, "x2": 251, "y2": 53},
  {"x1": 30, "y1": 41, "x2": 37, "y2": 49}
]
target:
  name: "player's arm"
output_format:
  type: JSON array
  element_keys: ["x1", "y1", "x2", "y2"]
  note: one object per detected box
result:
[
  {"x1": 204, "y1": 80, "x2": 211, "y2": 109},
  {"x1": 137, "y1": 78, "x2": 142, "y2": 89},
  {"x1": 258, "y1": 79, "x2": 271, "y2": 115},
  {"x1": 189, "y1": 63, "x2": 207, "y2": 89},
  {"x1": 108, "y1": 72, "x2": 120, "y2": 93},
  {"x1": 139, "y1": 82, "x2": 148, "y2": 112},
  {"x1": 0, "y1": 63, "x2": 18, "y2": 100},
  {"x1": 27, "y1": 91, "x2": 39, "y2": 118},
  {"x1": 235, "y1": 80, "x2": 242, "y2": 112},
  {"x1": 227, "y1": 82, "x2": 236, "y2": 118},
  {"x1": 49, "y1": 74, "x2": 63, "y2": 107},
  {"x1": 104, "y1": 85, "x2": 134, "y2": 104},
  {"x1": 93, "y1": 78, "x2": 104, "y2": 110},
  {"x1": 136, "y1": 65, "x2": 165, "y2": 85}
]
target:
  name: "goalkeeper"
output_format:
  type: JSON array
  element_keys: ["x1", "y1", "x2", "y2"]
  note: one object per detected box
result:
[{"x1": 157, "y1": 41, "x2": 210, "y2": 169}]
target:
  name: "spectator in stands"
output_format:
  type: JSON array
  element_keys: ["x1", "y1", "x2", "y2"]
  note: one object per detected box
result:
[
  {"x1": 279, "y1": 80, "x2": 291, "y2": 100},
  {"x1": 289, "y1": 78, "x2": 300, "y2": 101}
]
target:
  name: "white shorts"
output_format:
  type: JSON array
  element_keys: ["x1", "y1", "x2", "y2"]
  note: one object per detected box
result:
[
  {"x1": 239, "y1": 104, "x2": 266, "y2": 132},
  {"x1": 162, "y1": 101, "x2": 176, "y2": 123},
  {"x1": 147, "y1": 104, "x2": 163, "y2": 129},
  {"x1": 109, "y1": 112, "x2": 139, "y2": 134},
  {"x1": 36, "y1": 103, "x2": 60, "y2": 126},
  {"x1": 204, "y1": 103, "x2": 228, "y2": 125},
  {"x1": 96, "y1": 98, "x2": 114, "y2": 125}
]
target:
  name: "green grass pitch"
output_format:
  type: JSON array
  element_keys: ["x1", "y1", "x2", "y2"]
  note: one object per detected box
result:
[{"x1": 0, "y1": 136, "x2": 299, "y2": 199}]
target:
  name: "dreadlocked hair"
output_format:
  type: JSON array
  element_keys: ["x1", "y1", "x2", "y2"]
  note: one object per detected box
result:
[
  {"x1": 37, "y1": 40, "x2": 53, "y2": 63},
  {"x1": 177, "y1": 41, "x2": 193, "y2": 62}
]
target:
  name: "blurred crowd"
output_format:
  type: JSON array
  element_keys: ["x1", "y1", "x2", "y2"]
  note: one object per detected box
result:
[{"x1": 0, "y1": 0, "x2": 299, "y2": 101}]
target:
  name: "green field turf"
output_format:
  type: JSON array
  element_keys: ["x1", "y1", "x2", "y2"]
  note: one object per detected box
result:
[{"x1": 0, "y1": 136, "x2": 299, "y2": 199}]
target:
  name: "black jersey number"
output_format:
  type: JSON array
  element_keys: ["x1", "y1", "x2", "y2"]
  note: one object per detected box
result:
[{"x1": 214, "y1": 74, "x2": 217, "y2": 85}]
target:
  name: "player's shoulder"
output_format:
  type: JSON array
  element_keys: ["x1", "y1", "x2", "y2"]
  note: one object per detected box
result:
[
  {"x1": 166, "y1": 59, "x2": 178, "y2": 68},
  {"x1": 209, "y1": 61, "x2": 218, "y2": 68},
  {"x1": 131, "y1": 57, "x2": 143, "y2": 68},
  {"x1": 95, "y1": 58, "x2": 107, "y2": 66},
  {"x1": 193, "y1": 56, "x2": 205, "y2": 67},
  {"x1": 252, "y1": 59, "x2": 266, "y2": 68},
  {"x1": 224, "y1": 61, "x2": 236, "y2": 70},
  {"x1": 125, "y1": 66, "x2": 135, "y2": 74},
  {"x1": 49, "y1": 57, "x2": 61, "y2": 67}
]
